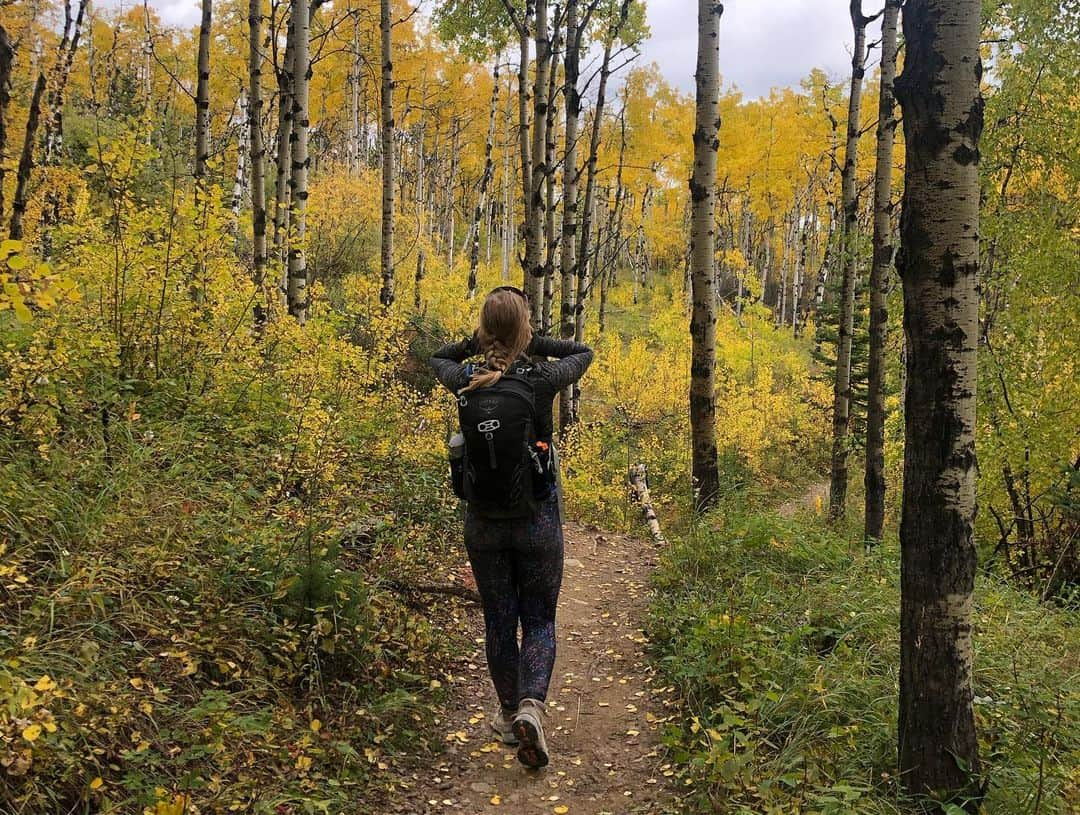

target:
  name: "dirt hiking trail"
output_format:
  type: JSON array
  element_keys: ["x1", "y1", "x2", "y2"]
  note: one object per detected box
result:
[{"x1": 382, "y1": 521, "x2": 680, "y2": 815}]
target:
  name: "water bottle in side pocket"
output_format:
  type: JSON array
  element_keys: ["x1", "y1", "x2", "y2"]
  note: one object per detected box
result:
[{"x1": 448, "y1": 432, "x2": 466, "y2": 499}]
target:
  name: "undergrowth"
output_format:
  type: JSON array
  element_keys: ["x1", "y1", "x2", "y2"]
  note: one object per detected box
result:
[
  {"x1": 649, "y1": 498, "x2": 1080, "y2": 814},
  {"x1": 0, "y1": 273, "x2": 472, "y2": 812}
]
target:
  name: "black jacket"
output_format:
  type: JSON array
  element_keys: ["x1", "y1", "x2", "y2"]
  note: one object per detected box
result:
[{"x1": 430, "y1": 335, "x2": 594, "y2": 441}]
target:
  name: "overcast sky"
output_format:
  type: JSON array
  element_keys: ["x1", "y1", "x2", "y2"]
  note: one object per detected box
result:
[{"x1": 119, "y1": 0, "x2": 860, "y2": 98}]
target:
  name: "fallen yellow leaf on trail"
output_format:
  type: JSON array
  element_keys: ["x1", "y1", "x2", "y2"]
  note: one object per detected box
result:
[
  {"x1": 553, "y1": 806, "x2": 569, "y2": 814},
  {"x1": 89, "y1": 777, "x2": 103, "y2": 790},
  {"x1": 33, "y1": 675, "x2": 55, "y2": 691},
  {"x1": 490, "y1": 795, "x2": 501, "y2": 805},
  {"x1": 310, "y1": 719, "x2": 322, "y2": 732},
  {"x1": 21, "y1": 724, "x2": 41, "y2": 742}
]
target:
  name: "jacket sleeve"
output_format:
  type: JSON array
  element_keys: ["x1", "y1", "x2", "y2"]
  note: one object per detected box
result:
[
  {"x1": 530, "y1": 335, "x2": 590, "y2": 360},
  {"x1": 534, "y1": 339, "x2": 594, "y2": 390},
  {"x1": 430, "y1": 339, "x2": 476, "y2": 394}
]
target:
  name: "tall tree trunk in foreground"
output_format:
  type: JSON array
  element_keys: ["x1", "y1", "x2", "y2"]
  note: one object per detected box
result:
[
  {"x1": 524, "y1": 0, "x2": 551, "y2": 324},
  {"x1": 8, "y1": 72, "x2": 45, "y2": 241},
  {"x1": 895, "y1": 0, "x2": 982, "y2": 800},
  {"x1": 828, "y1": 0, "x2": 871, "y2": 521},
  {"x1": 468, "y1": 62, "x2": 501, "y2": 299},
  {"x1": 689, "y1": 0, "x2": 723, "y2": 513},
  {"x1": 194, "y1": 0, "x2": 212, "y2": 193},
  {"x1": 0, "y1": 25, "x2": 11, "y2": 225},
  {"x1": 286, "y1": 0, "x2": 310, "y2": 322},
  {"x1": 379, "y1": 0, "x2": 395, "y2": 308},
  {"x1": 864, "y1": 0, "x2": 901, "y2": 544},
  {"x1": 249, "y1": 0, "x2": 268, "y2": 292}
]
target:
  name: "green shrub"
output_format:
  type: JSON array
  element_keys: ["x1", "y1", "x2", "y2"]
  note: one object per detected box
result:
[{"x1": 650, "y1": 502, "x2": 1080, "y2": 814}]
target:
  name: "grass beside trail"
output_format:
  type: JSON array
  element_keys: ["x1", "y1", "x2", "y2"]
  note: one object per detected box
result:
[
  {"x1": 649, "y1": 497, "x2": 1079, "y2": 814},
  {"x1": 0, "y1": 390, "x2": 469, "y2": 813}
]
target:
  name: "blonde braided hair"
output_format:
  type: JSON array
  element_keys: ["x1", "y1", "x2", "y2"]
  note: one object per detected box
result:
[{"x1": 459, "y1": 288, "x2": 533, "y2": 393}]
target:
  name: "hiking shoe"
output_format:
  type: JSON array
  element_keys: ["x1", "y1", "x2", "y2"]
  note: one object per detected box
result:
[
  {"x1": 490, "y1": 708, "x2": 519, "y2": 745},
  {"x1": 512, "y1": 698, "x2": 549, "y2": 769}
]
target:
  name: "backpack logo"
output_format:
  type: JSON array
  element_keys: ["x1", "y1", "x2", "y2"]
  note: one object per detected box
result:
[
  {"x1": 477, "y1": 419, "x2": 501, "y2": 433},
  {"x1": 477, "y1": 398, "x2": 499, "y2": 414}
]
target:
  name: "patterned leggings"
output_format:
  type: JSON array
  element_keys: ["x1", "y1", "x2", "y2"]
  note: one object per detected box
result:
[{"x1": 464, "y1": 494, "x2": 564, "y2": 711}]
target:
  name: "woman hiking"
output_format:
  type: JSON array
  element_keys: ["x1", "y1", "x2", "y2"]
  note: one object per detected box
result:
[{"x1": 430, "y1": 286, "x2": 593, "y2": 769}]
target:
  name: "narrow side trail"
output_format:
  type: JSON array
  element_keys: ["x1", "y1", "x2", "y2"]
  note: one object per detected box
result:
[{"x1": 382, "y1": 521, "x2": 680, "y2": 815}]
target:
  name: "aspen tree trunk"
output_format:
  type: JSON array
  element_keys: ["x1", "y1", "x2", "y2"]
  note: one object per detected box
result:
[
  {"x1": 793, "y1": 217, "x2": 807, "y2": 332},
  {"x1": 273, "y1": 14, "x2": 295, "y2": 272},
  {"x1": 379, "y1": 0, "x2": 395, "y2": 307},
  {"x1": 542, "y1": 19, "x2": 561, "y2": 334},
  {"x1": 864, "y1": 0, "x2": 901, "y2": 544},
  {"x1": 467, "y1": 62, "x2": 501, "y2": 299},
  {"x1": 414, "y1": 246, "x2": 425, "y2": 311},
  {"x1": 575, "y1": 43, "x2": 609, "y2": 295},
  {"x1": 737, "y1": 200, "x2": 750, "y2": 317},
  {"x1": 689, "y1": 0, "x2": 723, "y2": 513},
  {"x1": 286, "y1": 0, "x2": 310, "y2": 322},
  {"x1": 8, "y1": 72, "x2": 45, "y2": 241},
  {"x1": 574, "y1": 0, "x2": 629, "y2": 342},
  {"x1": 776, "y1": 213, "x2": 789, "y2": 326},
  {"x1": 524, "y1": 0, "x2": 551, "y2": 323},
  {"x1": 248, "y1": 0, "x2": 268, "y2": 291},
  {"x1": 599, "y1": 111, "x2": 626, "y2": 334},
  {"x1": 194, "y1": 0, "x2": 212, "y2": 191},
  {"x1": 894, "y1": 0, "x2": 982, "y2": 798},
  {"x1": 0, "y1": 25, "x2": 12, "y2": 225},
  {"x1": 347, "y1": 14, "x2": 361, "y2": 175},
  {"x1": 569, "y1": 35, "x2": 612, "y2": 421},
  {"x1": 828, "y1": 0, "x2": 871, "y2": 521},
  {"x1": 486, "y1": 198, "x2": 494, "y2": 265},
  {"x1": 557, "y1": 0, "x2": 580, "y2": 431},
  {"x1": 501, "y1": 64, "x2": 514, "y2": 281},
  {"x1": 445, "y1": 120, "x2": 460, "y2": 268},
  {"x1": 42, "y1": 0, "x2": 87, "y2": 166},
  {"x1": 231, "y1": 90, "x2": 249, "y2": 216},
  {"x1": 514, "y1": 2, "x2": 534, "y2": 290},
  {"x1": 813, "y1": 200, "x2": 837, "y2": 308},
  {"x1": 758, "y1": 224, "x2": 771, "y2": 304}
]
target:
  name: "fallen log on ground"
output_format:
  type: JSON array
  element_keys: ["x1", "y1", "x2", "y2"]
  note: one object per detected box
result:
[
  {"x1": 628, "y1": 463, "x2": 666, "y2": 545},
  {"x1": 386, "y1": 580, "x2": 481, "y2": 605}
]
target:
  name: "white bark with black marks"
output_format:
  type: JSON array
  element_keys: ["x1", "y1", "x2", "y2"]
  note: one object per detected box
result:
[
  {"x1": 864, "y1": 0, "x2": 901, "y2": 544},
  {"x1": 286, "y1": 0, "x2": 310, "y2": 322},
  {"x1": 524, "y1": 0, "x2": 551, "y2": 324},
  {"x1": 194, "y1": 0, "x2": 212, "y2": 193},
  {"x1": 689, "y1": 0, "x2": 723, "y2": 513},
  {"x1": 828, "y1": 0, "x2": 873, "y2": 521},
  {"x1": 894, "y1": 0, "x2": 983, "y2": 799},
  {"x1": 0, "y1": 25, "x2": 12, "y2": 225},
  {"x1": 468, "y1": 62, "x2": 502, "y2": 299},
  {"x1": 248, "y1": 0, "x2": 268, "y2": 292},
  {"x1": 379, "y1": 0, "x2": 395, "y2": 308}
]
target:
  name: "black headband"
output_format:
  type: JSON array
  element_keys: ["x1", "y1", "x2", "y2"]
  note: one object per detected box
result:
[{"x1": 490, "y1": 285, "x2": 529, "y2": 302}]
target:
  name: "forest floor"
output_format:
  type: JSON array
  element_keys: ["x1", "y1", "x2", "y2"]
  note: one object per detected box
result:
[
  {"x1": 778, "y1": 481, "x2": 829, "y2": 519},
  {"x1": 379, "y1": 521, "x2": 681, "y2": 815}
]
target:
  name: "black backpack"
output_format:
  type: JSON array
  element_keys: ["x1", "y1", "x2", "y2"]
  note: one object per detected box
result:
[{"x1": 456, "y1": 365, "x2": 539, "y2": 519}]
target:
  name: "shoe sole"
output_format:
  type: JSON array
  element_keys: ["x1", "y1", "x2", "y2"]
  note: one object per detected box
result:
[
  {"x1": 512, "y1": 716, "x2": 549, "y2": 769},
  {"x1": 490, "y1": 721, "x2": 519, "y2": 746}
]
